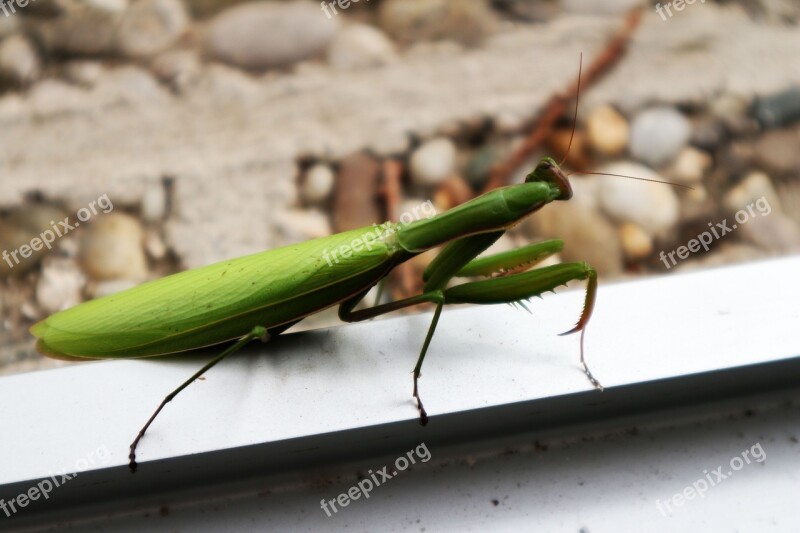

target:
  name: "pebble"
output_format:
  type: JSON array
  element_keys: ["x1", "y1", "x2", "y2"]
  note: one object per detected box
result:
[
  {"x1": 205, "y1": 1, "x2": 338, "y2": 70},
  {"x1": 117, "y1": 0, "x2": 189, "y2": 58},
  {"x1": 85, "y1": 0, "x2": 129, "y2": 12},
  {"x1": 690, "y1": 117, "x2": 726, "y2": 151},
  {"x1": 378, "y1": 0, "x2": 497, "y2": 46},
  {"x1": 141, "y1": 181, "x2": 168, "y2": 223},
  {"x1": 547, "y1": 127, "x2": 588, "y2": 170},
  {"x1": 410, "y1": 138, "x2": 457, "y2": 188},
  {"x1": 752, "y1": 87, "x2": 800, "y2": 128},
  {"x1": 0, "y1": 35, "x2": 41, "y2": 85},
  {"x1": 0, "y1": 16, "x2": 18, "y2": 40},
  {"x1": 300, "y1": 164, "x2": 335, "y2": 205},
  {"x1": 36, "y1": 259, "x2": 86, "y2": 314},
  {"x1": 493, "y1": 109, "x2": 527, "y2": 135},
  {"x1": 276, "y1": 208, "x2": 331, "y2": 242},
  {"x1": 742, "y1": 214, "x2": 800, "y2": 254},
  {"x1": 63, "y1": 61, "x2": 106, "y2": 88},
  {"x1": 597, "y1": 161, "x2": 680, "y2": 238},
  {"x1": 144, "y1": 230, "x2": 168, "y2": 260},
  {"x1": 723, "y1": 172, "x2": 799, "y2": 253},
  {"x1": 150, "y1": 49, "x2": 202, "y2": 91},
  {"x1": 629, "y1": 107, "x2": 691, "y2": 167},
  {"x1": 464, "y1": 146, "x2": 496, "y2": 190},
  {"x1": 80, "y1": 213, "x2": 148, "y2": 281},
  {"x1": 561, "y1": 0, "x2": 643, "y2": 15},
  {"x1": 0, "y1": 204, "x2": 69, "y2": 277},
  {"x1": 723, "y1": 171, "x2": 781, "y2": 214},
  {"x1": 327, "y1": 24, "x2": 396, "y2": 70},
  {"x1": 39, "y1": 9, "x2": 122, "y2": 57},
  {"x1": 586, "y1": 105, "x2": 628, "y2": 156},
  {"x1": 752, "y1": 127, "x2": 800, "y2": 175},
  {"x1": 368, "y1": 128, "x2": 410, "y2": 157},
  {"x1": 524, "y1": 199, "x2": 623, "y2": 276},
  {"x1": 777, "y1": 181, "x2": 800, "y2": 228},
  {"x1": 618, "y1": 222, "x2": 652, "y2": 261},
  {"x1": 668, "y1": 147, "x2": 712, "y2": 185}
]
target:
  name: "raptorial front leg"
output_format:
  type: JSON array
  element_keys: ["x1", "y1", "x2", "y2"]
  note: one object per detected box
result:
[{"x1": 444, "y1": 261, "x2": 602, "y2": 390}]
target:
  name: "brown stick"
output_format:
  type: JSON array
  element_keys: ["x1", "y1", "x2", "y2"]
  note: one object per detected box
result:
[
  {"x1": 482, "y1": 6, "x2": 644, "y2": 194},
  {"x1": 381, "y1": 159, "x2": 418, "y2": 299}
]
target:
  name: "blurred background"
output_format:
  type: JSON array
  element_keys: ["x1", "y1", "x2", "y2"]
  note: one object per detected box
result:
[{"x1": 0, "y1": 0, "x2": 798, "y2": 375}]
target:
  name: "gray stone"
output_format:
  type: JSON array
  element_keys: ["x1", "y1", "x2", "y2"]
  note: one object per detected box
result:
[
  {"x1": 117, "y1": 0, "x2": 190, "y2": 58},
  {"x1": 63, "y1": 61, "x2": 107, "y2": 88},
  {"x1": 300, "y1": 164, "x2": 335, "y2": 205},
  {"x1": 597, "y1": 162, "x2": 680, "y2": 237},
  {"x1": 561, "y1": 0, "x2": 643, "y2": 15},
  {"x1": 629, "y1": 107, "x2": 691, "y2": 167},
  {"x1": 0, "y1": 35, "x2": 41, "y2": 86},
  {"x1": 524, "y1": 196, "x2": 624, "y2": 276},
  {"x1": 378, "y1": 0, "x2": 497, "y2": 46},
  {"x1": 38, "y1": 9, "x2": 122, "y2": 56},
  {"x1": 410, "y1": 138, "x2": 457, "y2": 188},
  {"x1": 205, "y1": 1, "x2": 338, "y2": 70},
  {"x1": 80, "y1": 213, "x2": 148, "y2": 281},
  {"x1": 149, "y1": 49, "x2": 202, "y2": 91},
  {"x1": 36, "y1": 259, "x2": 86, "y2": 314},
  {"x1": 327, "y1": 24, "x2": 396, "y2": 71},
  {"x1": 141, "y1": 181, "x2": 168, "y2": 223},
  {"x1": 0, "y1": 16, "x2": 19, "y2": 40}
]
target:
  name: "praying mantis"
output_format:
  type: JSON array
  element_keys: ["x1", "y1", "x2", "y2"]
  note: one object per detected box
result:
[
  {"x1": 30, "y1": 49, "x2": 686, "y2": 472},
  {"x1": 30, "y1": 157, "x2": 603, "y2": 472}
]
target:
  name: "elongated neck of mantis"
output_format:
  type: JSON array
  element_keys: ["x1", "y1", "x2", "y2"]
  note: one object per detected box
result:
[{"x1": 396, "y1": 182, "x2": 561, "y2": 252}]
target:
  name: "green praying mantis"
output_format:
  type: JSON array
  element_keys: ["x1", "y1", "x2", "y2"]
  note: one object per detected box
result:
[
  {"x1": 29, "y1": 54, "x2": 687, "y2": 471},
  {"x1": 31, "y1": 158, "x2": 603, "y2": 472}
]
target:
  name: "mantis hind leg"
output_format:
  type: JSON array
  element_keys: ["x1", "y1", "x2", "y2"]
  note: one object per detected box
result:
[{"x1": 128, "y1": 322, "x2": 294, "y2": 473}]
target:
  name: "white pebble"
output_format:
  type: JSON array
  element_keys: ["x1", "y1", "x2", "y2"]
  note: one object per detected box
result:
[
  {"x1": 327, "y1": 24, "x2": 397, "y2": 70},
  {"x1": 410, "y1": 138, "x2": 457, "y2": 188},
  {"x1": 669, "y1": 147, "x2": 712, "y2": 184},
  {"x1": 36, "y1": 260, "x2": 86, "y2": 314},
  {"x1": 598, "y1": 161, "x2": 680, "y2": 237},
  {"x1": 630, "y1": 107, "x2": 691, "y2": 167},
  {"x1": 301, "y1": 164, "x2": 335, "y2": 205}
]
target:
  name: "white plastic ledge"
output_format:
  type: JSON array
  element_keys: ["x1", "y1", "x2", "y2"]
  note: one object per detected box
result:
[{"x1": 1, "y1": 256, "x2": 799, "y2": 524}]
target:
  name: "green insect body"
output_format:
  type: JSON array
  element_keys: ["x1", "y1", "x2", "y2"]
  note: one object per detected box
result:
[
  {"x1": 32, "y1": 225, "x2": 404, "y2": 359},
  {"x1": 30, "y1": 157, "x2": 601, "y2": 471}
]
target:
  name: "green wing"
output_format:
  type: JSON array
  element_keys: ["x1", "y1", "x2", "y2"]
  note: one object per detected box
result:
[{"x1": 31, "y1": 225, "x2": 404, "y2": 358}]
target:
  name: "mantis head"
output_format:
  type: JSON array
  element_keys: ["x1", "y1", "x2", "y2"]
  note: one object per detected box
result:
[{"x1": 524, "y1": 157, "x2": 573, "y2": 201}]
